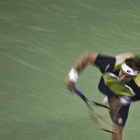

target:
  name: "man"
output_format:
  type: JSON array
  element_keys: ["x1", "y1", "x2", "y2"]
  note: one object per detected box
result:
[{"x1": 65, "y1": 52, "x2": 140, "y2": 140}]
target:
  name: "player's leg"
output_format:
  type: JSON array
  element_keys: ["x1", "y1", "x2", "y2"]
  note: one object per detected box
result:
[
  {"x1": 109, "y1": 96, "x2": 130, "y2": 140},
  {"x1": 111, "y1": 122, "x2": 123, "y2": 140}
]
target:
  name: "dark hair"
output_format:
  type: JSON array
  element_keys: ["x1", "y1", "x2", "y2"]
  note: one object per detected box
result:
[{"x1": 125, "y1": 55, "x2": 140, "y2": 71}]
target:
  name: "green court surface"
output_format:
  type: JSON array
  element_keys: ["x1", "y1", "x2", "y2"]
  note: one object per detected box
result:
[{"x1": 0, "y1": 0, "x2": 140, "y2": 140}]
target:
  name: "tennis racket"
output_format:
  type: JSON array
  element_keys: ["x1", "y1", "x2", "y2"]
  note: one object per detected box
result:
[{"x1": 73, "y1": 86, "x2": 122, "y2": 133}]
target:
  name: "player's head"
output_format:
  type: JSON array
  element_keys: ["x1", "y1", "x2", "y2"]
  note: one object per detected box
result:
[{"x1": 119, "y1": 55, "x2": 140, "y2": 84}]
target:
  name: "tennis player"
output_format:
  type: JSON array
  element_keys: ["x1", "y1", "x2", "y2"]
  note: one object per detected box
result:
[{"x1": 65, "y1": 52, "x2": 140, "y2": 140}]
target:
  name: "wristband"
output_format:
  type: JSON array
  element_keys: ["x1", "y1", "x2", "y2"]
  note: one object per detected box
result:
[{"x1": 68, "y1": 68, "x2": 79, "y2": 83}]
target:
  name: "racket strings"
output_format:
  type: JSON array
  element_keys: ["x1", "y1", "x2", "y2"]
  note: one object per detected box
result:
[
  {"x1": 88, "y1": 101, "x2": 121, "y2": 132},
  {"x1": 73, "y1": 86, "x2": 122, "y2": 133}
]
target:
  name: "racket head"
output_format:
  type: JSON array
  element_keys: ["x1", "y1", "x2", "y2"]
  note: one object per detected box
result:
[
  {"x1": 73, "y1": 86, "x2": 122, "y2": 133},
  {"x1": 88, "y1": 100, "x2": 122, "y2": 133}
]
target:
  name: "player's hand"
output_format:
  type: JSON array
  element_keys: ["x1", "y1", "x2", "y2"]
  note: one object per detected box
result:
[
  {"x1": 119, "y1": 96, "x2": 131, "y2": 106},
  {"x1": 65, "y1": 76, "x2": 75, "y2": 92}
]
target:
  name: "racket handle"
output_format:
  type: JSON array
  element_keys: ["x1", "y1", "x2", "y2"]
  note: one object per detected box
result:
[
  {"x1": 73, "y1": 86, "x2": 82, "y2": 96},
  {"x1": 73, "y1": 86, "x2": 87, "y2": 102}
]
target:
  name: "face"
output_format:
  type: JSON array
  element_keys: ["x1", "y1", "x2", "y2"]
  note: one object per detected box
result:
[{"x1": 118, "y1": 68, "x2": 134, "y2": 84}]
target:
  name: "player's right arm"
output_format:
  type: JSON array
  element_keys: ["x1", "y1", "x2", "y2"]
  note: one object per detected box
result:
[{"x1": 65, "y1": 51, "x2": 98, "y2": 92}]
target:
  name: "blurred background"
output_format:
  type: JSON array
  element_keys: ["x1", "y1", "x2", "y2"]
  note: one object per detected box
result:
[{"x1": 0, "y1": 0, "x2": 140, "y2": 139}]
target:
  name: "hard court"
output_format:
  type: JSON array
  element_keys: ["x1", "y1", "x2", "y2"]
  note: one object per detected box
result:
[{"x1": 0, "y1": 0, "x2": 140, "y2": 140}]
